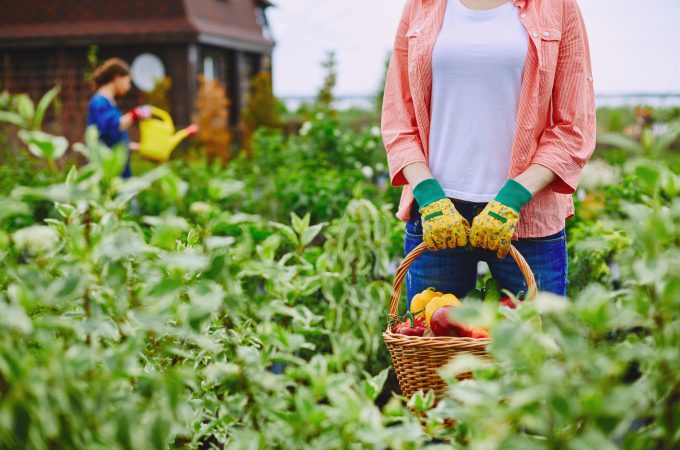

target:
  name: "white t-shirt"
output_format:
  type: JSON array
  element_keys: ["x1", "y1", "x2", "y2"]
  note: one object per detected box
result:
[{"x1": 428, "y1": 0, "x2": 528, "y2": 201}]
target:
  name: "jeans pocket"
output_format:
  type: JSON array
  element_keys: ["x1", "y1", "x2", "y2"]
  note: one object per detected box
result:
[
  {"x1": 405, "y1": 217, "x2": 423, "y2": 237},
  {"x1": 521, "y1": 229, "x2": 566, "y2": 244}
]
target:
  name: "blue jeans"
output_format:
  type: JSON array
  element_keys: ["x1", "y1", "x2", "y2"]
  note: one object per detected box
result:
[{"x1": 404, "y1": 200, "x2": 568, "y2": 309}]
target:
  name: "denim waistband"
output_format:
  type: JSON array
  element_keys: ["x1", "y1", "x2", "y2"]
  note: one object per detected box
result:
[{"x1": 411, "y1": 198, "x2": 489, "y2": 217}]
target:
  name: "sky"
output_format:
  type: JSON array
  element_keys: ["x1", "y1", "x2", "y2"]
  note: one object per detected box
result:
[{"x1": 266, "y1": 0, "x2": 680, "y2": 98}]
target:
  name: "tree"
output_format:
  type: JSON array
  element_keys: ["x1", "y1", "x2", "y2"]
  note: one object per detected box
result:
[
  {"x1": 194, "y1": 75, "x2": 232, "y2": 165},
  {"x1": 315, "y1": 51, "x2": 337, "y2": 111},
  {"x1": 240, "y1": 71, "x2": 281, "y2": 159}
]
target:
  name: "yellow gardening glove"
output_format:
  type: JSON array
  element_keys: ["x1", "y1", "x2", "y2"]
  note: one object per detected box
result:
[
  {"x1": 419, "y1": 198, "x2": 470, "y2": 251},
  {"x1": 469, "y1": 200, "x2": 519, "y2": 258},
  {"x1": 413, "y1": 178, "x2": 470, "y2": 251},
  {"x1": 470, "y1": 180, "x2": 533, "y2": 258}
]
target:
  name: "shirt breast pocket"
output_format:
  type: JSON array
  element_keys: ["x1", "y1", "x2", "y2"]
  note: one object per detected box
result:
[{"x1": 538, "y1": 26, "x2": 562, "y2": 97}]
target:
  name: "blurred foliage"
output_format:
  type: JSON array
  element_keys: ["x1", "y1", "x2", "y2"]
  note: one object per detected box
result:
[
  {"x1": 3, "y1": 84, "x2": 680, "y2": 448},
  {"x1": 194, "y1": 75, "x2": 232, "y2": 166},
  {"x1": 240, "y1": 71, "x2": 282, "y2": 159},
  {"x1": 315, "y1": 50, "x2": 337, "y2": 111},
  {"x1": 145, "y1": 76, "x2": 173, "y2": 114},
  {"x1": 0, "y1": 124, "x2": 421, "y2": 448},
  {"x1": 83, "y1": 44, "x2": 100, "y2": 85}
]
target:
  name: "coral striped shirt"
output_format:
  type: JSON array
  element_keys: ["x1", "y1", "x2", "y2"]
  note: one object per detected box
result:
[{"x1": 381, "y1": 0, "x2": 596, "y2": 238}]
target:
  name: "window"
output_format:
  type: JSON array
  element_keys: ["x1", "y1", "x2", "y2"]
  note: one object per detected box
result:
[{"x1": 203, "y1": 56, "x2": 215, "y2": 81}]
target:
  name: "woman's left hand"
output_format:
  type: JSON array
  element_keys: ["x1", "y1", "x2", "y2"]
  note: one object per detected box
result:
[
  {"x1": 469, "y1": 200, "x2": 519, "y2": 259},
  {"x1": 470, "y1": 179, "x2": 533, "y2": 259}
]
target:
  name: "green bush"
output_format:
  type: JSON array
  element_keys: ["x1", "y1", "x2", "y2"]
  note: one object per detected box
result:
[{"x1": 3, "y1": 88, "x2": 680, "y2": 448}]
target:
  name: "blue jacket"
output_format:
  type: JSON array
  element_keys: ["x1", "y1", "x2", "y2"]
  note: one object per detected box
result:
[{"x1": 87, "y1": 93, "x2": 131, "y2": 178}]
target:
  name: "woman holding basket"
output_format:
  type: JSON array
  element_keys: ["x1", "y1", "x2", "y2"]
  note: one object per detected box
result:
[{"x1": 381, "y1": 0, "x2": 596, "y2": 306}]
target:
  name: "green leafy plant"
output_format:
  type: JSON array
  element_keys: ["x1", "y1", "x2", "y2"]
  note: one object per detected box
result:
[
  {"x1": 4, "y1": 86, "x2": 680, "y2": 448},
  {"x1": 0, "y1": 85, "x2": 61, "y2": 130}
]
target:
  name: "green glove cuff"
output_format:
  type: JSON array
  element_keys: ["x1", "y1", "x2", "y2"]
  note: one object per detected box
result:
[
  {"x1": 413, "y1": 178, "x2": 447, "y2": 209},
  {"x1": 495, "y1": 179, "x2": 533, "y2": 213}
]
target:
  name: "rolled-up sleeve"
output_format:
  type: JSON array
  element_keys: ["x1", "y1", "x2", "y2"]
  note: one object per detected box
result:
[
  {"x1": 531, "y1": 0, "x2": 596, "y2": 194},
  {"x1": 381, "y1": 0, "x2": 426, "y2": 187}
]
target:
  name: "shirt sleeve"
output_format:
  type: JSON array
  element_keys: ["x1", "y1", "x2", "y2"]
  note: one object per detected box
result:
[
  {"x1": 530, "y1": 0, "x2": 597, "y2": 194},
  {"x1": 380, "y1": 0, "x2": 427, "y2": 187},
  {"x1": 90, "y1": 97, "x2": 122, "y2": 145}
]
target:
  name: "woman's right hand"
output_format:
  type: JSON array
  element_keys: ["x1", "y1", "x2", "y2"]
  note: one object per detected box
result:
[
  {"x1": 419, "y1": 198, "x2": 470, "y2": 251},
  {"x1": 130, "y1": 105, "x2": 153, "y2": 121},
  {"x1": 409, "y1": 176, "x2": 470, "y2": 251}
]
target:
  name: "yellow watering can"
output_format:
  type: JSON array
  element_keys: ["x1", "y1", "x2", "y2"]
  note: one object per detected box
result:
[{"x1": 139, "y1": 106, "x2": 198, "y2": 162}]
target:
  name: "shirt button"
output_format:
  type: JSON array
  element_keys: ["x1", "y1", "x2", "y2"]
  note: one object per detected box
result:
[
  {"x1": 587, "y1": 75, "x2": 593, "y2": 81},
  {"x1": 543, "y1": 31, "x2": 550, "y2": 37},
  {"x1": 531, "y1": 31, "x2": 538, "y2": 38},
  {"x1": 520, "y1": 13, "x2": 526, "y2": 18}
]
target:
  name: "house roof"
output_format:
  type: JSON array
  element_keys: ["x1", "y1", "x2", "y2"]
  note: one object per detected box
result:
[{"x1": 0, "y1": 0, "x2": 275, "y2": 51}]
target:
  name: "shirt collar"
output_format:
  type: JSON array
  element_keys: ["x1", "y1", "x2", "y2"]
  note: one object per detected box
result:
[{"x1": 513, "y1": 0, "x2": 527, "y2": 8}]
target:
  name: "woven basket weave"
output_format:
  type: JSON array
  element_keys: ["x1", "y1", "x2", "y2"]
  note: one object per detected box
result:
[{"x1": 383, "y1": 242, "x2": 537, "y2": 401}]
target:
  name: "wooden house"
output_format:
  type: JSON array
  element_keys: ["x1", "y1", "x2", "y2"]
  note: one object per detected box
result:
[{"x1": 0, "y1": 0, "x2": 275, "y2": 144}]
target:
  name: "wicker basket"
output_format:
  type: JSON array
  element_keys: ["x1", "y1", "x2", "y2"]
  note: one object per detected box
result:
[{"x1": 383, "y1": 242, "x2": 537, "y2": 401}]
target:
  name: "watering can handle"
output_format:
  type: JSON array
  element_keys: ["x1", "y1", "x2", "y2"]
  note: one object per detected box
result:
[{"x1": 149, "y1": 106, "x2": 173, "y2": 126}]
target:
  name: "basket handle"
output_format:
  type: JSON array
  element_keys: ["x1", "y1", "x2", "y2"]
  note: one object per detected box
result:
[{"x1": 386, "y1": 242, "x2": 537, "y2": 327}]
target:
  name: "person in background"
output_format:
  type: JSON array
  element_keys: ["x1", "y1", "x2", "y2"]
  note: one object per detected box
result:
[{"x1": 87, "y1": 57, "x2": 151, "y2": 179}]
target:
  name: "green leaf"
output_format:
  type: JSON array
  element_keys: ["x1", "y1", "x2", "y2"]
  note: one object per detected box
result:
[
  {"x1": 115, "y1": 414, "x2": 133, "y2": 450},
  {"x1": 207, "y1": 178, "x2": 245, "y2": 200},
  {"x1": 408, "y1": 389, "x2": 435, "y2": 413},
  {"x1": 596, "y1": 132, "x2": 644, "y2": 154},
  {"x1": 11, "y1": 183, "x2": 97, "y2": 203},
  {"x1": 291, "y1": 211, "x2": 311, "y2": 235},
  {"x1": 55, "y1": 202, "x2": 76, "y2": 219},
  {"x1": 150, "y1": 416, "x2": 170, "y2": 450},
  {"x1": 256, "y1": 234, "x2": 281, "y2": 261},
  {"x1": 0, "y1": 303, "x2": 32, "y2": 334},
  {"x1": 633, "y1": 163, "x2": 662, "y2": 194},
  {"x1": 362, "y1": 368, "x2": 389, "y2": 401},
  {"x1": 33, "y1": 85, "x2": 61, "y2": 129},
  {"x1": 269, "y1": 221, "x2": 298, "y2": 246},
  {"x1": 0, "y1": 199, "x2": 32, "y2": 223},
  {"x1": 94, "y1": 229, "x2": 147, "y2": 261},
  {"x1": 103, "y1": 142, "x2": 129, "y2": 182},
  {"x1": 300, "y1": 222, "x2": 326, "y2": 247},
  {"x1": 568, "y1": 426, "x2": 619, "y2": 450},
  {"x1": 0, "y1": 111, "x2": 27, "y2": 127},
  {"x1": 15, "y1": 94, "x2": 35, "y2": 121},
  {"x1": 18, "y1": 129, "x2": 69, "y2": 160},
  {"x1": 204, "y1": 236, "x2": 236, "y2": 250},
  {"x1": 484, "y1": 278, "x2": 501, "y2": 302},
  {"x1": 65, "y1": 165, "x2": 78, "y2": 184},
  {"x1": 439, "y1": 354, "x2": 493, "y2": 380},
  {"x1": 466, "y1": 288, "x2": 483, "y2": 300},
  {"x1": 165, "y1": 370, "x2": 184, "y2": 412}
]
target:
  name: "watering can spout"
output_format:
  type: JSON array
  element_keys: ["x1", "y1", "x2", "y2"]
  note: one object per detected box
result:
[
  {"x1": 139, "y1": 106, "x2": 198, "y2": 162},
  {"x1": 168, "y1": 124, "x2": 199, "y2": 153}
]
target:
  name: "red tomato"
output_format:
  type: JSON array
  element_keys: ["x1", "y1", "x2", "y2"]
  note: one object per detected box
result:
[
  {"x1": 393, "y1": 318, "x2": 427, "y2": 336},
  {"x1": 398, "y1": 326, "x2": 427, "y2": 336},
  {"x1": 500, "y1": 297, "x2": 517, "y2": 309}
]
